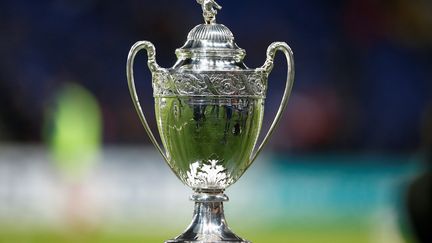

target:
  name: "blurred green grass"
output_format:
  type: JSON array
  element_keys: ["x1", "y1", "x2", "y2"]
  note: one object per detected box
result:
[
  {"x1": 0, "y1": 224, "x2": 373, "y2": 243},
  {"x1": 0, "y1": 230, "x2": 368, "y2": 243},
  {"x1": 0, "y1": 214, "x2": 415, "y2": 243}
]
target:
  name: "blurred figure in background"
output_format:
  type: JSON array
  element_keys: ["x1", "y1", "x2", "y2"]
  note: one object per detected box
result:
[
  {"x1": 406, "y1": 105, "x2": 432, "y2": 243},
  {"x1": 44, "y1": 82, "x2": 103, "y2": 231}
]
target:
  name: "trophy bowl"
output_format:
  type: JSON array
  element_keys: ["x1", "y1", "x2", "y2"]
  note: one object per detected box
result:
[
  {"x1": 155, "y1": 94, "x2": 264, "y2": 190},
  {"x1": 126, "y1": 1, "x2": 294, "y2": 242}
]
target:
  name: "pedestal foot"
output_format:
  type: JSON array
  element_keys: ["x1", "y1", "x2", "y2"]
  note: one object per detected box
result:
[{"x1": 165, "y1": 191, "x2": 250, "y2": 243}]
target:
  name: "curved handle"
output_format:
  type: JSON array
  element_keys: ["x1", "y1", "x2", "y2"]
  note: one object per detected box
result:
[
  {"x1": 250, "y1": 42, "x2": 295, "y2": 164},
  {"x1": 126, "y1": 41, "x2": 169, "y2": 163}
]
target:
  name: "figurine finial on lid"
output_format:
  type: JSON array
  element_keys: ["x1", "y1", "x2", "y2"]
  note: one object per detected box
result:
[{"x1": 197, "y1": 0, "x2": 222, "y2": 24}]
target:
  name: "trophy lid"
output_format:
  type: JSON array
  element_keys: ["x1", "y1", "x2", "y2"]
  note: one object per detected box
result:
[{"x1": 174, "y1": 0, "x2": 247, "y2": 70}]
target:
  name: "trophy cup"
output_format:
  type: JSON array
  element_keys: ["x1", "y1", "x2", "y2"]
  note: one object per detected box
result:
[{"x1": 126, "y1": 1, "x2": 294, "y2": 242}]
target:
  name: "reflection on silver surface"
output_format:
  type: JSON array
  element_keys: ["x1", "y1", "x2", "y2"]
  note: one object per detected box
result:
[
  {"x1": 126, "y1": 0, "x2": 294, "y2": 242},
  {"x1": 167, "y1": 197, "x2": 249, "y2": 243}
]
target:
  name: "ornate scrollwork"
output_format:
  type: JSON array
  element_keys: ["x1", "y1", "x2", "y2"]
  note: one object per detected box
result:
[
  {"x1": 174, "y1": 73, "x2": 210, "y2": 96},
  {"x1": 208, "y1": 73, "x2": 246, "y2": 95},
  {"x1": 245, "y1": 73, "x2": 266, "y2": 96},
  {"x1": 152, "y1": 71, "x2": 267, "y2": 98},
  {"x1": 152, "y1": 69, "x2": 176, "y2": 97}
]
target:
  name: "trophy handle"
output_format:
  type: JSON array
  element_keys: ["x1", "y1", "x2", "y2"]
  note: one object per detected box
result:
[
  {"x1": 250, "y1": 42, "x2": 295, "y2": 164},
  {"x1": 126, "y1": 41, "x2": 169, "y2": 163}
]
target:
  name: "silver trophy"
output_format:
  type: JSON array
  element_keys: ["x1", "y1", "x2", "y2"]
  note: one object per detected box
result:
[{"x1": 126, "y1": 1, "x2": 294, "y2": 242}]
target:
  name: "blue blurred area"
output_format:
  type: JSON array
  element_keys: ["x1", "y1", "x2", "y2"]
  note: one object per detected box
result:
[{"x1": 0, "y1": 0, "x2": 431, "y2": 151}]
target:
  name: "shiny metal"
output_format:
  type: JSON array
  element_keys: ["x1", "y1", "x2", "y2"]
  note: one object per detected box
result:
[
  {"x1": 197, "y1": 0, "x2": 222, "y2": 24},
  {"x1": 126, "y1": 41, "x2": 169, "y2": 163},
  {"x1": 126, "y1": 1, "x2": 295, "y2": 242},
  {"x1": 166, "y1": 192, "x2": 249, "y2": 243},
  {"x1": 249, "y1": 42, "x2": 295, "y2": 166}
]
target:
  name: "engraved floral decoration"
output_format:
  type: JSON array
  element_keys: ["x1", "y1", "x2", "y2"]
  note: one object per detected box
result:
[
  {"x1": 174, "y1": 73, "x2": 210, "y2": 96},
  {"x1": 186, "y1": 159, "x2": 233, "y2": 189},
  {"x1": 152, "y1": 71, "x2": 267, "y2": 98},
  {"x1": 245, "y1": 73, "x2": 266, "y2": 96},
  {"x1": 152, "y1": 70, "x2": 176, "y2": 97},
  {"x1": 207, "y1": 73, "x2": 246, "y2": 95}
]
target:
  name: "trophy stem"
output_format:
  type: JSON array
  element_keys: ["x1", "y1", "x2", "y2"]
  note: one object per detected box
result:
[{"x1": 165, "y1": 191, "x2": 250, "y2": 243}]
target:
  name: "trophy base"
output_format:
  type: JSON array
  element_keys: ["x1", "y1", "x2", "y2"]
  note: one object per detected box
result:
[
  {"x1": 166, "y1": 240, "x2": 249, "y2": 243},
  {"x1": 165, "y1": 191, "x2": 250, "y2": 243}
]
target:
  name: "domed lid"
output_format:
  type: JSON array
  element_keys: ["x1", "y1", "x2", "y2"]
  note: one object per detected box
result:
[{"x1": 174, "y1": 0, "x2": 246, "y2": 70}]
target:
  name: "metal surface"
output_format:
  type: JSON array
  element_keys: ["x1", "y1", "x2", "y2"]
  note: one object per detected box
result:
[
  {"x1": 166, "y1": 192, "x2": 250, "y2": 243},
  {"x1": 249, "y1": 42, "x2": 295, "y2": 165},
  {"x1": 197, "y1": 0, "x2": 222, "y2": 24},
  {"x1": 126, "y1": 1, "x2": 295, "y2": 242},
  {"x1": 126, "y1": 41, "x2": 169, "y2": 164}
]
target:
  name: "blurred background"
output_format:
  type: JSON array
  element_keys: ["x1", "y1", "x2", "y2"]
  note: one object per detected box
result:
[{"x1": 0, "y1": 0, "x2": 431, "y2": 242}]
